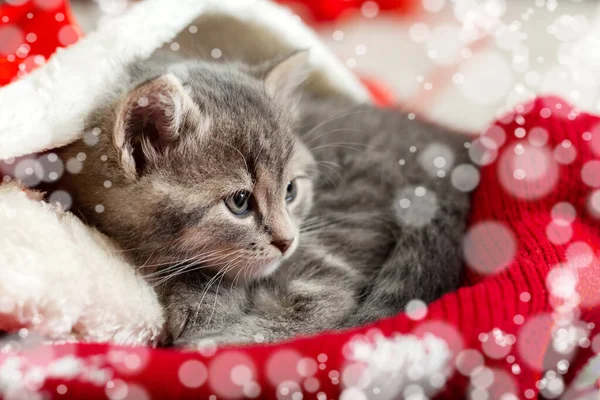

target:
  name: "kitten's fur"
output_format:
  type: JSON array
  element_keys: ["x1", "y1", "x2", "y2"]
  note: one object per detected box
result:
[{"x1": 52, "y1": 53, "x2": 473, "y2": 346}]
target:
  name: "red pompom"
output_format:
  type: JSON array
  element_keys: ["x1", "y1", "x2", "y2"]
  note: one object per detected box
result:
[{"x1": 0, "y1": 0, "x2": 82, "y2": 86}]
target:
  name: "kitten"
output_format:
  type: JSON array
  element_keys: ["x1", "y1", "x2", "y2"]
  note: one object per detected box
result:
[
  {"x1": 167, "y1": 84, "x2": 474, "y2": 346},
  {"x1": 52, "y1": 52, "x2": 315, "y2": 286},
  {"x1": 51, "y1": 52, "x2": 474, "y2": 346}
]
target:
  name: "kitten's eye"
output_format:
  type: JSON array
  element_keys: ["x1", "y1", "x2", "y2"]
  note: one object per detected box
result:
[
  {"x1": 225, "y1": 190, "x2": 251, "y2": 216},
  {"x1": 285, "y1": 180, "x2": 297, "y2": 203}
]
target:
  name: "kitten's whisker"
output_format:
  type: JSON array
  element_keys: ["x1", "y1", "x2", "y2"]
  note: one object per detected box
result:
[
  {"x1": 243, "y1": 262, "x2": 252, "y2": 283},
  {"x1": 187, "y1": 249, "x2": 237, "y2": 268},
  {"x1": 142, "y1": 249, "x2": 225, "y2": 278},
  {"x1": 316, "y1": 162, "x2": 347, "y2": 190},
  {"x1": 145, "y1": 248, "x2": 233, "y2": 280},
  {"x1": 301, "y1": 219, "x2": 396, "y2": 235},
  {"x1": 212, "y1": 137, "x2": 250, "y2": 175},
  {"x1": 300, "y1": 214, "x2": 342, "y2": 225},
  {"x1": 141, "y1": 251, "x2": 201, "y2": 272},
  {"x1": 152, "y1": 249, "x2": 236, "y2": 289},
  {"x1": 150, "y1": 266, "x2": 198, "y2": 287},
  {"x1": 138, "y1": 248, "x2": 159, "y2": 269},
  {"x1": 300, "y1": 221, "x2": 339, "y2": 231},
  {"x1": 300, "y1": 217, "x2": 354, "y2": 228},
  {"x1": 207, "y1": 269, "x2": 228, "y2": 326},
  {"x1": 299, "y1": 212, "x2": 398, "y2": 235},
  {"x1": 231, "y1": 258, "x2": 248, "y2": 287},
  {"x1": 149, "y1": 263, "x2": 216, "y2": 287},
  {"x1": 317, "y1": 160, "x2": 342, "y2": 169},
  {"x1": 207, "y1": 259, "x2": 243, "y2": 325},
  {"x1": 156, "y1": 261, "x2": 214, "y2": 281},
  {"x1": 301, "y1": 211, "x2": 397, "y2": 225},
  {"x1": 300, "y1": 214, "x2": 353, "y2": 228},
  {"x1": 115, "y1": 244, "x2": 148, "y2": 254},
  {"x1": 306, "y1": 166, "x2": 340, "y2": 191},
  {"x1": 149, "y1": 249, "x2": 237, "y2": 285},
  {"x1": 141, "y1": 252, "x2": 202, "y2": 271},
  {"x1": 304, "y1": 128, "x2": 361, "y2": 146},
  {"x1": 168, "y1": 246, "x2": 232, "y2": 268},
  {"x1": 300, "y1": 108, "x2": 368, "y2": 140},
  {"x1": 146, "y1": 252, "x2": 215, "y2": 281},
  {"x1": 309, "y1": 142, "x2": 367, "y2": 153},
  {"x1": 192, "y1": 251, "x2": 241, "y2": 324}
]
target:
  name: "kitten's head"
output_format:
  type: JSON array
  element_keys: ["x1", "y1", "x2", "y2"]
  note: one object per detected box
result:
[{"x1": 69, "y1": 52, "x2": 315, "y2": 282}]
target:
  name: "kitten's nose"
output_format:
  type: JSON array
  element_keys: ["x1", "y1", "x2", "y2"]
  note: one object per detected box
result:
[{"x1": 272, "y1": 238, "x2": 294, "y2": 254}]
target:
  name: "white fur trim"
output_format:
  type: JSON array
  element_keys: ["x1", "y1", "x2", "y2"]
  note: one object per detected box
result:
[
  {"x1": 0, "y1": 183, "x2": 164, "y2": 345},
  {"x1": 341, "y1": 332, "x2": 451, "y2": 399},
  {"x1": 0, "y1": 0, "x2": 370, "y2": 160}
]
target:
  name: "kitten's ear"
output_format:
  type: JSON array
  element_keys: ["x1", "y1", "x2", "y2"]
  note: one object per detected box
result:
[
  {"x1": 113, "y1": 74, "x2": 198, "y2": 179},
  {"x1": 263, "y1": 50, "x2": 311, "y2": 101}
]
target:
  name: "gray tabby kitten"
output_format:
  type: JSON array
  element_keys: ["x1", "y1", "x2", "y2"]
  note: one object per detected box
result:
[{"x1": 52, "y1": 52, "x2": 473, "y2": 346}]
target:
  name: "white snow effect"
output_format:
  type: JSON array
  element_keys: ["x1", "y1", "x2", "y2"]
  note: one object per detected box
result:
[
  {"x1": 394, "y1": 186, "x2": 439, "y2": 228},
  {"x1": 342, "y1": 331, "x2": 451, "y2": 400},
  {"x1": 0, "y1": 352, "x2": 112, "y2": 399}
]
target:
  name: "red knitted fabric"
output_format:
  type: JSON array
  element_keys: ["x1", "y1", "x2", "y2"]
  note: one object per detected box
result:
[{"x1": 1, "y1": 97, "x2": 599, "y2": 399}]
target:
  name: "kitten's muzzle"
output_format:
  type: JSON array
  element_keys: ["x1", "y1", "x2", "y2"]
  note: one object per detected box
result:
[{"x1": 272, "y1": 237, "x2": 294, "y2": 254}]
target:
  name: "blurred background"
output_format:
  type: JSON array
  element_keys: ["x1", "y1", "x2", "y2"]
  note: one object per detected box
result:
[{"x1": 13, "y1": 0, "x2": 600, "y2": 132}]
